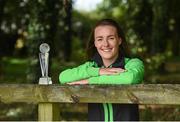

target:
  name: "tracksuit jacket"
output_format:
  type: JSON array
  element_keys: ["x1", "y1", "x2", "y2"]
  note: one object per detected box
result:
[{"x1": 59, "y1": 53, "x2": 144, "y2": 121}]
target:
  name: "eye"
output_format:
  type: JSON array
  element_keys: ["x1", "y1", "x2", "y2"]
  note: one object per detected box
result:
[
  {"x1": 96, "y1": 38, "x2": 102, "y2": 42},
  {"x1": 109, "y1": 37, "x2": 115, "y2": 40}
]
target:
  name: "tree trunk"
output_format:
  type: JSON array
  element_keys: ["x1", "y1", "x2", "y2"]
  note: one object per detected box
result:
[{"x1": 63, "y1": 0, "x2": 72, "y2": 61}]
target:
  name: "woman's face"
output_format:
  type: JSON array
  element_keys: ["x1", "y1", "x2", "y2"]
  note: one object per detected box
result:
[{"x1": 94, "y1": 25, "x2": 121, "y2": 63}]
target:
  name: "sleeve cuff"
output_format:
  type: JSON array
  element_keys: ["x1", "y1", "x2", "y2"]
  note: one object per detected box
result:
[{"x1": 87, "y1": 67, "x2": 99, "y2": 77}]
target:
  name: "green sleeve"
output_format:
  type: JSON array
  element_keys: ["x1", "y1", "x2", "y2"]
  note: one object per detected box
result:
[
  {"x1": 88, "y1": 58, "x2": 144, "y2": 84},
  {"x1": 59, "y1": 61, "x2": 99, "y2": 84}
]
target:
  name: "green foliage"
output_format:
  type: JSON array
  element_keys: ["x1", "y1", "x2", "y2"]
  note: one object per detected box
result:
[
  {"x1": 70, "y1": 37, "x2": 86, "y2": 63},
  {"x1": 97, "y1": 0, "x2": 179, "y2": 72},
  {"x1": 0, "y1": 57, "x2": 28, "y2": 83},
  {"x1": 0, "y1": 0, "x2": 179, "y2": 82},
  {"x1": 1, "y1": 0, "x2": 180, "y2": 121}
]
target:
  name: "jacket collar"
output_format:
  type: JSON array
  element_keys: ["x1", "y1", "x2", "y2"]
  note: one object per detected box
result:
[{"x1": 91, "y1": 52, "x2": 124, "y2": 68}]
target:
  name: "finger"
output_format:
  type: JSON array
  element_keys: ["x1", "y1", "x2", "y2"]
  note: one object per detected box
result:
[
  {"x1": 115, "y1": 68, "x2": 126, "y2": 72},
  {"x1": 108, "y1": 68, "x2": 125, "y2": 72},
  {"x1": 67, "y1": 82, "x2": 74, "y2": 85},
  {"x1": 104, "y1": 71, "x2": 120, "y2": 75},
  {"x1": 99, "y1": 68, "x2": 125, "y2": 75},
  {"x1": 67, "y1": 82, "x2": 79, "y2": 85},
  {"x1": 108, "y1": 68, "x2": 123, "y2": 71}
]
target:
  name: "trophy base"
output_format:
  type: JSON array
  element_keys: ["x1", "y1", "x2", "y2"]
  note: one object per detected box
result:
[{"x1": 39, "y1": 77, "x2": 52, "y2": 84}]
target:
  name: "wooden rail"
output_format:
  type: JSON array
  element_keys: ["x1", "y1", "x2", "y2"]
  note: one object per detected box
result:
[{"x1": 0, "y1": 84, "x2": 180, "y2": 121}]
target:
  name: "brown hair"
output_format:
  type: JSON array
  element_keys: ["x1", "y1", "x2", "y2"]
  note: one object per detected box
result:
[{"x1": 86, "y1": 18, "x2": 130, "y2": 59}]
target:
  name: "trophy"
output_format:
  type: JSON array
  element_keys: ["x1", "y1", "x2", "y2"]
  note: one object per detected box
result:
[{"x1": 39, "y1": 43, "x2": 52, "y2": 84}]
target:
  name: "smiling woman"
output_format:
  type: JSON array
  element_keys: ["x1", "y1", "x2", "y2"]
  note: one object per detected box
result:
[
  {"x1": 59, "y1": 19, "x2": 144, "y2": 121},
  {"x1": 74, "y1": 0, "x2": 102, "y2": 11},
  {"x1": 94, "y1": 25, "x2": 121, "y2": 67}
]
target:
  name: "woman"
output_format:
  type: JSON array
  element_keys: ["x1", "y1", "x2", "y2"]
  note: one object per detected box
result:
[{"x1": 59, "y1": 19, "x2": 144, "y2": 121}]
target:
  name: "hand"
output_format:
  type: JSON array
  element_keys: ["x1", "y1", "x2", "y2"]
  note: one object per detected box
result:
[
  {"x1": 99, "y1": 68, "x2": 126, "y2": 75},
  {"x1": 67, "y1": 79, "x2": 88, "y2": 85}
]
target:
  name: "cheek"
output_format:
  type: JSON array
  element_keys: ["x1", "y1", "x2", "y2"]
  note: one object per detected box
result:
[
  {"x1": 110, "y1": 40, "x2": 119, "y2": 47},
  {"x1": 112, "y1": 41, "x2": 120, "y2": 50},
  {"x1": 94, "y1": 41, "x2": 99, "y2": 48}
]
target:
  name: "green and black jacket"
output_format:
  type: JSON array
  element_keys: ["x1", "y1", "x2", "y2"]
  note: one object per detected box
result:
[{"x1": 59, "y1": 53, "x2": 144, "y2": 121}]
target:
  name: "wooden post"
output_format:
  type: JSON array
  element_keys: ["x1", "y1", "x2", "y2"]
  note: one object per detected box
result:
[{"x1": 38, "y1": 103, "x2": 60, "y2": 121}]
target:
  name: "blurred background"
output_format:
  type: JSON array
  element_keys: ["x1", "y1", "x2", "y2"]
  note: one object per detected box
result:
[{"x1": 0, "y1": 0, "x2": 179, "y2": 121}]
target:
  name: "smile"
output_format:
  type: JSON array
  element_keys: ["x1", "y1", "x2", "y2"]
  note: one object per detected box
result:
[{"x1": 101, "y1": 49, "x2": 112, "y2": 52}]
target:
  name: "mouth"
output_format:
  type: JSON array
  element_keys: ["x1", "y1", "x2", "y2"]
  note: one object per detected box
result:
[{"x1": 101, "y1": 48, "x2": 112, "y2": 52}]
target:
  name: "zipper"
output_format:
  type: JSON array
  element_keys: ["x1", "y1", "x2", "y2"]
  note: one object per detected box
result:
[
  {"x1": 102, "y1": 66, "x2": 114, "y2": 122},
  {"x1": 103, "y1": 103, "x2": 114, "y2": 122},
  {"x1": 108, "y1": 103, "x2": 113, "y2": 122},
  {"x1": 103, "y1": 103, "x2": 108, "y2": 122}
]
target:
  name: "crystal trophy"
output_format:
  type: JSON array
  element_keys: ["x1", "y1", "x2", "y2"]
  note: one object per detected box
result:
[{"x1": 39, "y1": 43, "x2": 52, "y2": 84}]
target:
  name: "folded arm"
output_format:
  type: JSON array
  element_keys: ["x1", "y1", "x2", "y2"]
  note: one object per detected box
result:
[
  {"x1": 59, "y1": 61, "x2": 99, "y2": 84},
  {"x1": 67, "y1": 58, "x2": 144, "y2": 85},
  {"x1": 88, "y1": 58, "x2": 144, "y2": 84}
]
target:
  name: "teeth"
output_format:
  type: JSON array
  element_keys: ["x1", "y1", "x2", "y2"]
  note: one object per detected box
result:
[{"x1": 103, "y1": 49, "x2": 111, "y2": 52}]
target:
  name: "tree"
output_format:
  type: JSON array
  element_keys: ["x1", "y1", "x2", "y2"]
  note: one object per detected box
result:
[{"x1": 63, "y1": 0, "x2": 72, "y2": 61}]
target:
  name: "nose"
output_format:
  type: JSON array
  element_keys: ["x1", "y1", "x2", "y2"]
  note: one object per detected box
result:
[{"x1": 102, "y1": 39, "x2": 109, "y2": 47}]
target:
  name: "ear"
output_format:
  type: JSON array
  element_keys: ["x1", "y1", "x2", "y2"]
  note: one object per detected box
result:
[{"x1": 118, "y1": 37, "x2": 122, "y2": 45}]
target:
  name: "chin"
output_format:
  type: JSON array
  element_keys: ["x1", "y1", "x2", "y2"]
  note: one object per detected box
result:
[{"x1": 101, "y1": 55, "x2": 114, "y2": 60}]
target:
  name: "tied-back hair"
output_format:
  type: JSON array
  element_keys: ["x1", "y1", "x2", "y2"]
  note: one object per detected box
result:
[{"x1": 86, "y1": 18, "x2": 130, "y2": 60}]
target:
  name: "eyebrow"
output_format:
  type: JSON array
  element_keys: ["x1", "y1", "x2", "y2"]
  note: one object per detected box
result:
[
  {"x1": 95, "y1": 36, "x2": 103, "y2": 39},
  {"x1": 107, "y1": 35, "x2": 115, "y2": 37},
  {"x1": 95, "y1": 35, "x2": 115, "y2": 39}
]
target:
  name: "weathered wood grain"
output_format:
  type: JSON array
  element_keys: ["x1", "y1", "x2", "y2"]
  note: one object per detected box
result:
[
  {"x1": 0, "y1": 84, "x2": 180, "y2": 105},
  {"x1": 38, "y1": 103, "x2": 60, "y2": 121}
]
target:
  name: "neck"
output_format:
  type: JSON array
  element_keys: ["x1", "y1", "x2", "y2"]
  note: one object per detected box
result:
[{"x1": 102, "y1": 55, "x2": 119, "y2": 67}]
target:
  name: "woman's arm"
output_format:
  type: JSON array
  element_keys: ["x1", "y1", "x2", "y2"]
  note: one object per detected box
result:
[
  {"x1": 59, "y1": 61, "x2": 99, "y2": 84},
  {"x1": 66, "y1": 68, "x2": 126, "y2": 85},
  {"x1": 88, "y1": 58, "x2": 144, "y2": 84}
]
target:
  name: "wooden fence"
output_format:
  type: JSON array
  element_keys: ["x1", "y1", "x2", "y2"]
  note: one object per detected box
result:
[{"x1": 0, "y1": 84, "x2": 180, "y2": 121}]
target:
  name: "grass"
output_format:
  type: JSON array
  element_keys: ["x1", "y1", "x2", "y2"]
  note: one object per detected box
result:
[
  {"x1": 0, "y1": 57, "x2": 28, "y2": 83},
  {"x1": 0, "y1": 57, "x2": 78, "y2": 83}
]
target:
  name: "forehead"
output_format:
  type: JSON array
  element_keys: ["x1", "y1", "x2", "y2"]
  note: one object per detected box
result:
[{"x1": 94, "y1": 25, "x2": 117, "y2": 36}]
